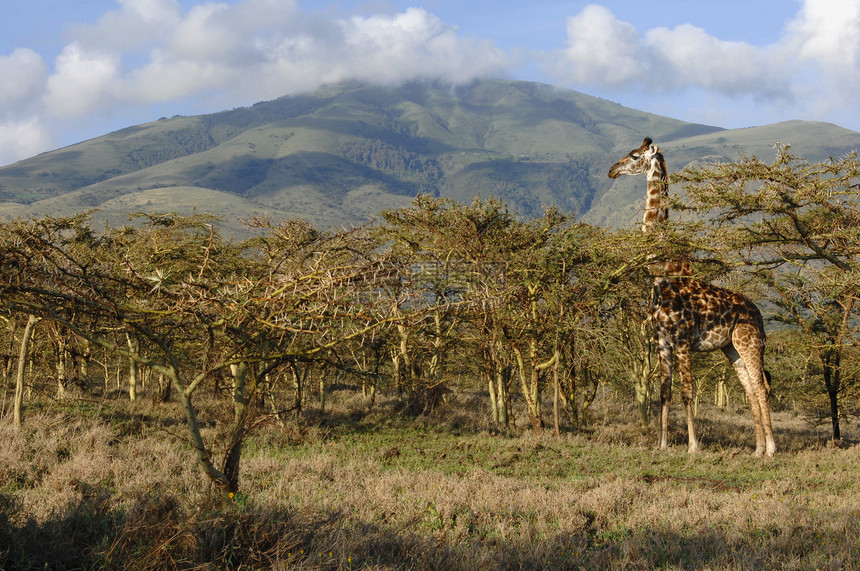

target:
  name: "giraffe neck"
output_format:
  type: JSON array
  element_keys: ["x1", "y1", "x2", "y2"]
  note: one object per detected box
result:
[
  {"x1": 642, "y1": 157, "x2": 668, "y2": 232},
  {"x1": 642, "y1": 155, "x2": 691, "y2": 277}
]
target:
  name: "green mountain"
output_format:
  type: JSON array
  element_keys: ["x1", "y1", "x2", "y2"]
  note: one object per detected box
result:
[{"x1": 1, "y1": 79, "x2": 858, "y2": 235}]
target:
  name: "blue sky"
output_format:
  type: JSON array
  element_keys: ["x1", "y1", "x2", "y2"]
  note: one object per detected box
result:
[{"x1": 0, "y1": 0, "x2": 857, "y2": 166}]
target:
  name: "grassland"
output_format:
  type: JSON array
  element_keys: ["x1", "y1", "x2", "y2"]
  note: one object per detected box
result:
[{"x1": 2, "y1": 385, "x2": 859, "y2": 570}]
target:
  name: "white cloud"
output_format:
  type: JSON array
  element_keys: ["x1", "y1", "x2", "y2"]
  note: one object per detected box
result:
[
  {"x1": 127, "y1": 50, "x2": 228, "y2": 102},
  {"x1": 551, "y1": 4, "x2": 786, "y2": 99},
  {"x1": 645, "y1": 25, "x2": 786, "y2": 98},
  {"x1": 169, "y1": 3, "x2": 245, "y2": 63},
  {"x1": 129, "y1": 4, "x2": 506, "y2": 105},
  {"x1": 0, "y1": 49, "x2": 47, "y2": 117},
  {"x1": 788, "y1": 0, "x2": 860, "y2": 68},
  {"x1": 44, "y1": 43, "x2": 121, "y2": 118},
  {"x1": 339, "y1": 8, "x2": 509, "y2": 85},
  {"x1": 73, "y1": 0, "x2": 182, "y2": 52},
  {"x1": 547, "y1": 0, "x2": 860, "y2": 128},
  {"x1": 0, "y1": 118, "x2": 51, "y2": 167},
  {"x1": 553, "y1": 5, "x2": 649, "y2": 88},
  {"x1": 784, "y1": 0, "x2": 860, "y2": 120},
  {"x1": 74, "y1": 2, "x2": 507, "y2": 107}
]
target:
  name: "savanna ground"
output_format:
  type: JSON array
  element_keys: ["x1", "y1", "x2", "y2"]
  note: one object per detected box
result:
[{"x1": 2, "y1": 385, "x2": 859, "y2": 570}]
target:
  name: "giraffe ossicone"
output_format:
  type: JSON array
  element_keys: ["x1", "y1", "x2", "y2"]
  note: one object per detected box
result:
[{"x1": 609, "y1": 137, "x2": 776, "y2": 457}]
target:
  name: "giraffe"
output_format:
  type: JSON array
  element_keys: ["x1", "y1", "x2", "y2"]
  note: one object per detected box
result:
[{"x1": 608, "y1": 137, "x2": 776, "y2": 457}]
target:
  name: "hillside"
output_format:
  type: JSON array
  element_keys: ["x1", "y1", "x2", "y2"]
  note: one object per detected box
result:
[{"x1": 0, "y1": 79, "x2": 858, "y2": 234}]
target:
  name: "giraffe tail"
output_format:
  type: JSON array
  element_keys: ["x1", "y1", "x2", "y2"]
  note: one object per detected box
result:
[{"x1": 763, "y1": 369, "x2": 772, "y2": 397}]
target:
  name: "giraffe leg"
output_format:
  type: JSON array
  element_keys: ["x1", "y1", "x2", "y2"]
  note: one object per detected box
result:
[
  {"x1": 723, "y1": 344, "x2": 775, "y2": 457},
  {"x1": 675, "y1": 344, "x2": 698, "y2": 454},
  {"x1": 742, "y1": 381, "x2": 766, "y2": 455},
  {"x1": 657, "y1": 340, "x2": 673, "y2": 449},
  {"x1": 754, "y1": 371, "x2": 776, "y2": 457}
]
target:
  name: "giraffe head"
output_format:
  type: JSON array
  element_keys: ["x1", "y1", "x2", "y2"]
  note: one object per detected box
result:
[
  {"x1": 609, "y1": 137, "x2": 689, "y2": 274},
  {"x1": 608, "y1": 137, "x2": 665, "y2": 179},
  {"x1": 609, "y1": 137, "x2": 670, "y2": 231}
]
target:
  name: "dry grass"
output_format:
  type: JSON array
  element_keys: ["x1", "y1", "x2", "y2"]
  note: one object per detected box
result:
[{"x1": 2, "y1": 388, "x2": 859, "y2": 570}]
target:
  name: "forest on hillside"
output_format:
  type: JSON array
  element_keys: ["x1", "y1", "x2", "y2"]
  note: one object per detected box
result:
[{"x1": 1, "y1": 146, "x2": 859, "y2": 499}]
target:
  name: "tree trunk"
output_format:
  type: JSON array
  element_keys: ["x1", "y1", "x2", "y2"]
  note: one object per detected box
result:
[
  {"x1": 632, "y1": 360, "x2": 651, "y2": 429},
  {"x1": 391, "y1": 350, "x2": 403, "y2": 401},
  {"x1": 553, "y1": 356, "x2": 561, "y2": 437},
  {"x1": 715, "y1": 379, "x2": 726, "y2": 408},
  {"x1": 289, "y1": 360, "x2": 308, "y2": 419},
  {"x1": 264, "y1": 373, "x2": 287, "y2": 427},
  {"x1": 511, "y1": 339, "x2": 557, "y2": 433},
  {"x1": 223, "y1": 362, "x2": 249, "y2": 493},
  {"x1": 819, "y1": 300, "x2": 852, "y2": 443},
  {"x1": 821, "y1": 347, "x2": 841, "y2": 441},
  {"x1": 427, "y1": 310, "x2": 448, "y2": 384},
  {"x1": 496, "y1": 365, "x2": 511, "y2": 426},
  {"x1": 13, "y1": 315, "x2": 39, "y2": 429},
  {"x1": 511, "y1": 343, "x2": 542, "y2": 431},
  {"x1": 78, "y1": 339, "x2": 91, "y2": 389},
  {"x1": 487, "y1": 370, "x2": 498, "y2": 423},
  {"x1": 1, "y1": 320, "x2": 17, "y2": 418},
  {"x1": 157, "y1": 373, "x2": 172, "y2": 403},
  {"x1": 631, "y1": 323, "x2": 653, "y2": 429},
  {"x1": 179, "y1": 375, "x2": 230, "y2": 492},
  {"x1": 577, "y1": 367, "x2": 599, "y2": 428},
  {"x1": 126, "y1": 333, "x2": 138, "y2": 402},
  {"x1": 395, "y1": 323, "x2": 414, "y2": 398},
  {"x1": 487, "y1": 342, "x2": 510, "y2": 427},
  {"x1": 56, "y1": 333, "x2": 67, "y2": 400},
  {"x1": 827, "y1": 383, "x2": 840, "y2": 441}
]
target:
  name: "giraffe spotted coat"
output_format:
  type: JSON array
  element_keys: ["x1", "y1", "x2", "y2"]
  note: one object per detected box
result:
[{"x1": 609, "y1": 138, "x2": 776, "y2": 457}]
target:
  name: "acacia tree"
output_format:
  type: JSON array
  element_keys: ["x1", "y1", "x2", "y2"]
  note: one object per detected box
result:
[
  {"x1": 592, "y1": 226, "x2": 681, "y2": 431},
  {"x1": 395, "y1": 197, "x2": 525, "y2": 426},
  {"x1": 500, "y1": 208, "x2": 607, "y2": 432},
  {"x1": 675, "y1": 146, "x2": 860, "y2": 440},
  {"x1": 431, "y1": 197, "x2": 524, "y2": 428},
  {"x1": 379, "y1": 196, "x2": 611, "y2": 432},
  {"x1": 0, "y1": 213, "x2": 248, "y2": 486},
  {"x1": 0, "y1": 213, "x2": 397, "y2": 492},
  {"x1": 379, "y1": 196, "x2": 477, "y2": 411},
  {"x1": 245, "y1": 216, "x2": 404, "y2": 412}
]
